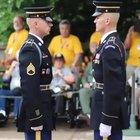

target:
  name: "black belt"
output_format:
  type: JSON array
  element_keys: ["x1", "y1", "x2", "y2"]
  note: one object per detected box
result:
[
  {"x1": 40, "y1": 85, "x2": 50, "y2": 91},
  {"x1": 95, "y1": 82, "x2": 104, "y2": 90}
]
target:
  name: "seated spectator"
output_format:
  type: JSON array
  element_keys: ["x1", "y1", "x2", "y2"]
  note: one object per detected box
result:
[
  {"x1": 81, "y1": 55, "x2": 90, "y2": 74},
  {"x1": 48, "y1": 19, "x2": 83, "y2": 68},
  {"x1": 77, "y1": 30, "x2": 100, "y2": 119},
  {"x1": 50, "y1": 53, "x2": 75, "y2": 91},
  {"x1": 0, "y1": 54, "x2": 22, "y2": 122},
  {"x1": 78, "y1": 60, "x2": 93, "y2": 119},
  {"x1": 50, "y1": 53, "x2": 75, "y2": 116}
]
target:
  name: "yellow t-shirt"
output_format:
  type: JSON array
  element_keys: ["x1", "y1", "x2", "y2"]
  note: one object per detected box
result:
[
  {"x1": 48, "y1": 34, "x2": 83, "y2": 66},
  {"x1": 127, "y1": 32, "x2": 140, "y2": 66},
  {"x1": 90, "y1": 31, "x2": 101, "y2": 46},
  {"x1": 5, "y1": 29, "x2": 28, "y2": 57}
]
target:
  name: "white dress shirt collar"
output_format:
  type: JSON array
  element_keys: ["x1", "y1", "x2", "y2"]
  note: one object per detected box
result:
[
  {"x1": 29, "y1": 32, "x2": 44, "y2": 44},
  {"x1": 101, "y1": 30, "x2": 117, "y2": 44}
]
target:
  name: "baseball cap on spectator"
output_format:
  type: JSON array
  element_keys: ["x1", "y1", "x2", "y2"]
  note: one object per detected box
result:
[{"x1": 54, "y1": 53, "x2": 65, "y2": 62}]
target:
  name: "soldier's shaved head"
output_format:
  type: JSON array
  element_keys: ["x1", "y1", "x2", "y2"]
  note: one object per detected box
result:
[{"x1": 104, "y1": 13, "x2": 120, "y2": 25}]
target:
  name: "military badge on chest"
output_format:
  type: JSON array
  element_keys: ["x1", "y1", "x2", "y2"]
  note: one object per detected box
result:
[
  {"x1": 41, "y1": 52, "x2": 51, "y2": 75},
  {"x1": 41, "y1": 68, "x2": 50, "y2": 75},
  {"x1": 94, "y1": 53, "x2": 100, "y2": 64},
  {"x1": 42, "y1": 52, "x2": 48, "y2": 58}
]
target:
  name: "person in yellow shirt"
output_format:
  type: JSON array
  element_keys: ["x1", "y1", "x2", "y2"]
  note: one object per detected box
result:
[
  {"x1": 5, "y1": 16, "x2": 28, "y2": 58},
  {"x1": 124, "y1": 19, "x2": 140, "y2": 126},
  {"x1": 124, "y1": 19, "x2": 140, "y2": 80},
  {"x1": 48, "y1": 19, "x2": 83, "y2": 67},
  {"x1": 89, "y1": 31, "x2": 101, "y2": 54}
]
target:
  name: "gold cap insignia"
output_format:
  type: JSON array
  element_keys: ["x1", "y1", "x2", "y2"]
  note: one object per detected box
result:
[{"x1": 27, "y1": 63, "x2": 35, "y2": 75}]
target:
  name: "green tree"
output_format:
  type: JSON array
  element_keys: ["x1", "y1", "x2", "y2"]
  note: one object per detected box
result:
[
  {"x1": 0, "y1": 0, "x2": 136, "y2": 47},
  {"x1": 0, "y1": 0, "x2": 62, "y2": 46},
  {"x1": 0, "y1": 0, "x2": 92, "y2": 46},
  {"x1": 0, "y1": 0, "x2": 35, "y2": 45}
]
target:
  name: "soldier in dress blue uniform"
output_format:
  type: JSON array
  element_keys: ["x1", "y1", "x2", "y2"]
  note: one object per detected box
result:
[
  {"x1": 17, "y1": 6, "x2": 55, "y2": 140},
  {"x1": 90, "y1": 1, "x2": 128, "y2": 140}
]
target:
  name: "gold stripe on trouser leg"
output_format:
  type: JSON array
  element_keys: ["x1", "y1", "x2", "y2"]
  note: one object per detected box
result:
[
  {"x1": 36, "y1": 131, "x2": 41, "y2": 140},
  {"x1": 103, "y1": 137, "x2": 108, "y2": 140}
]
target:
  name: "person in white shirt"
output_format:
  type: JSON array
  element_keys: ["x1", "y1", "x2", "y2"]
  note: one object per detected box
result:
[{"x1": 0, "y1": 55, "x2": 22, "y2": 122}]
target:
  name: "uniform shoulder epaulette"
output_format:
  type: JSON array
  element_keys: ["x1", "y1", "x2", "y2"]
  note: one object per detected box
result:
[
  {"x1": 106, "y1": 36, "x2": 116, "y2": 44},
  {"x1": 103, "y1": 36, "x2": 124, "y2": 57},
  {"x1": 25, "y1": 39, "x2": 35, "y2": 46},
  {"x1": 21, "y1": 38, "x2": 42, "y2": 66},
  {"x1": 20, "y1": 39, "x2": 35, "y2": 53},
  {"x1": 104, "y1": 36, "x2": 117, "y2": 50}
]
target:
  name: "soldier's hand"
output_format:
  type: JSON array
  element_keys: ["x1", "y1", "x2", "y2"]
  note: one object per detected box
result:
[
  {"x1": 99, "y1": 123, "x2": 112, "y2": 138},
  {"x1": 31, "y1": 125, "x2": 43, "y2": 131}
]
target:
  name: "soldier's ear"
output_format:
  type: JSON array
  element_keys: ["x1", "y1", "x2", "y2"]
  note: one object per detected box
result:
[
  {"x1": 34, "y1": 21, "x2": 38, "y2": 25},
  {"x1": 105, "y1": 17, "x2": 110, "y2": 25},
  {"x1": 106, "y1": 18, "x2": 109, "y2": 23}
]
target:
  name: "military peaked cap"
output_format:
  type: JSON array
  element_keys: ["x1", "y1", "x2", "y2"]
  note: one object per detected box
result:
[
  {"x1": 24, "y1": 6, "x2": 53, "y2": 22},
  {"x1": 92, "y1": 0, "x2": 122, "y2": 17}
]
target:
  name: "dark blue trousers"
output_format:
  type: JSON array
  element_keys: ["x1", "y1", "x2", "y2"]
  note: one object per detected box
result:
[
  {"x1": 94, "y1": 130, "x2": 122, "y2": 140},
  {"x1": 25, "y1": 131, "x2": 51, "y2": 140}
]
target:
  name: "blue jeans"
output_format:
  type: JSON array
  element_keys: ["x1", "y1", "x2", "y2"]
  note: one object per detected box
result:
[
  {"x1": 25, "y1": 131, "x2": 51, "y2": 140},
  {"x1": 0, "y1": 89, "x2": 22, "y2": 118},
  {"x1": 13, "y1": 98, "x2": 22, "y2": 119},
  {"x1": 94, "y1": 130, "x2": 122, "y2": 140},
  {"x1": 0, "y1": 89, "x2": 9, "y2": 110}
]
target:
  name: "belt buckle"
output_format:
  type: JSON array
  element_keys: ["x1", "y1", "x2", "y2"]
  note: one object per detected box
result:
[
  {"x1": 95, "y1": 82, "x2": 103, "y2": 90},
  {"x1": 40, "y1": 85, "x2": 50, "y2": 91}
]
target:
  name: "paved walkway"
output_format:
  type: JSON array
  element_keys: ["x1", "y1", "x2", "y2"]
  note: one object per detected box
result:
[{"x1": 0, "y1": 121, "x2": 140, "y2": 140}]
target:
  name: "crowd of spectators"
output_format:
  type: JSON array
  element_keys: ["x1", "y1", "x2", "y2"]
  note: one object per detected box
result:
[{"x1": 0, "y1": 15, "x2": 140, "y2": 129}]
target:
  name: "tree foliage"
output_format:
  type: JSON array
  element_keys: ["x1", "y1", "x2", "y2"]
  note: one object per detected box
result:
[
  {"x1": 0, "y1": 0, "x2": 136, "y2": 46},
  {"x1": 51, "y1": 0, "x2": 94, "y2": 42},
  {"x1": 0, "y1": 0, "x2": 35, "y2": 45},
  {"x1": 0, "y1": 0, "x2": 31, "y2": 44},
  {"x1": 0, "y1": 0, "x2": 93, "y2": 46}
]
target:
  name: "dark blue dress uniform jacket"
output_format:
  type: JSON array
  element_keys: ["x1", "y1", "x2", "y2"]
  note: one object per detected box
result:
[
  {"x1": 91, "y1": 32, "x2": 126, "y2": 130},
  {"x1": 17, "y1": 34, "x2": 55, "y2": 132}
]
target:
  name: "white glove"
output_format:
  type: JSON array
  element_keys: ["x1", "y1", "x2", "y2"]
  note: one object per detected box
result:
[
  {"x1": 31, "y1": 125, "x2": 43, "y2": 131},
  {"x1": 99, "y1": 123, "x2": 112, "y2": 138}
]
